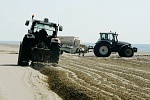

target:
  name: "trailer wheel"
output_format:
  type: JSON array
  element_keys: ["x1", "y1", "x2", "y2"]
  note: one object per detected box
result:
[{"x1": 94, "y1": 43, "x2": 111, "y2": 57}]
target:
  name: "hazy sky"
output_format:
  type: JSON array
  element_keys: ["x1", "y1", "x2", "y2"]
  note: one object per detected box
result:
[{"x1": 0, "y1": 0, "x2": 150, "y2": 44}]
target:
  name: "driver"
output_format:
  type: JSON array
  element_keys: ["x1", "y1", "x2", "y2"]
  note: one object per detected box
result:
[{"x1": 38, "y1": 29, "x2": 48, "y2": 37}]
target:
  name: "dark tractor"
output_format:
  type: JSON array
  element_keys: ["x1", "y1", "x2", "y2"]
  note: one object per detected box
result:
[
  {"x1": 18, "y1": 15, "x2": 63, "y2": 66},
  {"x1": 94, "y1": 32, "x2": 137, "y2": 57}
]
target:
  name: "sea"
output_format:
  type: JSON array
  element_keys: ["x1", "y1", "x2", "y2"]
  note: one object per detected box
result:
[{"x1": 0, "y1": 41, "x2": 150, "y2": 52}]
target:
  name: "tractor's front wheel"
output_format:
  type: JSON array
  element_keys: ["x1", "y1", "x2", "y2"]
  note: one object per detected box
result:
[
  {"x1": 94, "y1": 43, "x2": 111, "y2": 57},
  {"x1": 119, "y1": 47, "x2": 134, "y2": 57}
]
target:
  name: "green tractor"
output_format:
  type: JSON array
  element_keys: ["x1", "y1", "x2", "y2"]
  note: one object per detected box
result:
[
  {"x1": 18, "y1": 15, "x2": 63, "y2": 66},
  {"x1": 94, "y1": 32, "x2": 137, "y2": 57}
]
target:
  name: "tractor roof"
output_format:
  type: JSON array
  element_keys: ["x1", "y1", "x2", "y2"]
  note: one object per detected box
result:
[
  {"x1": 99, "y1": 32, "x2": 118, "y2": 35},
  {"x1": 33, "y1": 19, "x2": 57, "y2": 26}
]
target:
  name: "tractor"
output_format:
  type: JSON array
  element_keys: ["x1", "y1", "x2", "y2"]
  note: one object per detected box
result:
[
  {"x1": 94, "y1": 32, "x2": 137, "y2": 57},
  {"x1": 18, "y1": 15, "x2": 63, "y2": 66}
]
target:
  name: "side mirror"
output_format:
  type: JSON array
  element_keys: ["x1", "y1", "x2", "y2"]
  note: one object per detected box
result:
[
  {"x1": 59, "y1": 26, "x2": 63, "y2": 31},
  {"x1": 25, "y1": 20, "x2": 29, "y2": 26}
]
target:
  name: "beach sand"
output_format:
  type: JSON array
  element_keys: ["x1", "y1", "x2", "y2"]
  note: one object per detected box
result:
[
  {"x1": 41, "y1": 49, "x2": 150, "y2": 100},
  {"x1": 0, "y1": 43, "x2": 150, "y2": 100}
]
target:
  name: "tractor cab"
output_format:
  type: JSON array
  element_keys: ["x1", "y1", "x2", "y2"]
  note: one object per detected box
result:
[
  {"x1": 25, "y1": 18, "x2": 63, "y2": 38},
  {"x1": 99, "y1": 32, "x2": 119, "y2": 49},
  {"x1": 100, "y1": 32, "x2": 118, "y2": 43}
]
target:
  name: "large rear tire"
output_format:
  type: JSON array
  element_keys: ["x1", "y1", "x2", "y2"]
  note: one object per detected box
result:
[
  {"x1": 49, "y1": 43, "x2": 60, "y2": 63},
  {"x1": 94, "y1": 43, "x2": 111, "y2": 57},
  {"x1": 17, "y1": 43, "x2": 22, "y2": 65},
  {"x1": 17, "y1": 42, "x2": 29, "y2": 66},
  {"x1": 17, "y1": 37, "x2": 33, "y2": 66}
]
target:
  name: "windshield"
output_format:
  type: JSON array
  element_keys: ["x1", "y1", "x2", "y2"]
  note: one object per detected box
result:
[
  {"x1": 100, "y1": 33, "x2": 117, "y2": 42},
  {"x1": 34, "y1": 23, "x2": 56, "y2": 35},
  {"x1": 108, "y1": 34, "x2": 114, "y2": 41}
]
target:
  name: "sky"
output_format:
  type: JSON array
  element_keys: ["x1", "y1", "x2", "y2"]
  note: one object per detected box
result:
[{"x1": 0, "y1": 0, "x2": 150, "y2": 44}]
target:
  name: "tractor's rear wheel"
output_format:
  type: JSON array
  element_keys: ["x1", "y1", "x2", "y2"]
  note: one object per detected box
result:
[
  {"x1": 17, "y1": 37, "x2": 33, "y2": 66},
  {"x1": 94, "y1": 43, "x2": 111, "y2": 57},
  {"x1": 17, "y1": 43, "x2": 29, "y2": 66},
  {"x1": 17, "y1": 43, "x2": 23, "y2": 65},
  {"x1": 49, "y1": 43, "x2": 60, "y2": 63}
]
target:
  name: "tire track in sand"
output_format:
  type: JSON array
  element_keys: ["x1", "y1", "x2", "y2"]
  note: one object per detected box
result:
[
  {"x1": 23, "y1": 67, "x2": 62, "y2": 100},
  {"x1": 58, "y1": 55, "x2": 150, "y2": 100}
]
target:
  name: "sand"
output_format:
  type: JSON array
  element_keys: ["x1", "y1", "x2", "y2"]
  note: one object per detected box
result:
[
  {"x1": 0, "y1": 43, "x2": 62, "y2": 100},
  {"x1": 41, "y1": 50, "x2": 150, "y2": 100},
  {"x1": 0, "y1": 43, "x2": 150, "y2": 100}
]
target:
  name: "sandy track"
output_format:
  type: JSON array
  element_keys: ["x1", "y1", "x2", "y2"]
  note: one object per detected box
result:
[
  {"x1": 52, "y1": 53, "x2": 150, "y2": 99},
  {"x1": 0, "y1": 66, "x2": 61, "y2": 100},
  {"x1": 0, "y1": 44, "x2": 62, "y2": 100}
]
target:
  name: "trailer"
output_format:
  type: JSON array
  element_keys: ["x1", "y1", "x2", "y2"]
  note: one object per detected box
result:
[{"x1": 58, "y1": 36, "x2": 88, "y2": 54}]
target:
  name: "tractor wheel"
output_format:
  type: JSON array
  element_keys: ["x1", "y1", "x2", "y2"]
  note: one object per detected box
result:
[
  {"x1": 17, "y1": 37, "x2": 33, "y2": 66},
  {"x1": 49, "y1": 43, "x2": 60, "y2": 63},
  {"x1": 17, "y1": 42, "x2": 29, "y2": 66},
  {"x1": 119, "y1": 47, "x2": 134, "y2": 57},
  {"x1": 94, "y1": 43, "x2": 111, "y2": 57},
  {"x1": 17, "y1": 43, "x2": 22, "y2": 65}
]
